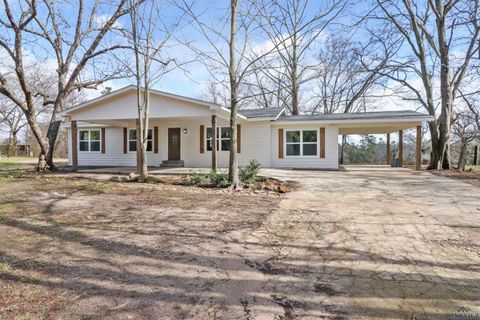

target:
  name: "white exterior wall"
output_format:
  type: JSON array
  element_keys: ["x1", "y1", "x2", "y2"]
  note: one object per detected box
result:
[
  {"x1": 270, "y1": 124, "x2": 339, "y2": 169},
  {"x1": 68, "y1": 119, "x2": 271, "y2": 168}
]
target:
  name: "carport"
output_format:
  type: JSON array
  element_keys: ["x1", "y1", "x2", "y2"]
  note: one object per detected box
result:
[{"x1": 333, "y1": 111, "x2": 435, "y2": 170}]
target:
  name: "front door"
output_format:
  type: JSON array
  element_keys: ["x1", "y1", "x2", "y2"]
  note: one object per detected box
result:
[{"x1": 168, "y1": 128, "x2": 181, "y2": 160}]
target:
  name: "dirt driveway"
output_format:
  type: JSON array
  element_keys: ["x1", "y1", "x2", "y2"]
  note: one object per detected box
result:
[{"x1": 0, "y1": 166, "x2": 479, "y2": 319}]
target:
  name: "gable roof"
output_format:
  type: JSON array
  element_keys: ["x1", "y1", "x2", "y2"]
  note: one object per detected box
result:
[
  {"x1": 277, "y1": 110, "x2": 434, "y2": 123},
  {"x1": 238, "y1": 107, "x2": 285, "y2": 120},
  {"x1": 63, "y1": 85, "x2": 223, "y2": 115}
]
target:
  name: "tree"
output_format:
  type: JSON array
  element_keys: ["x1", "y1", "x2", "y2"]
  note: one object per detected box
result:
[
  {"x1": 179, "y1": 0, "x2": 291, "y2": 187},
  {"x1": 310, "y1": 34, "x2": 392, "y2": 163},
  {"x1": 0, "y1": 99, "x2": 26, "y2": 156},
  {"x1": 452, "y1": 112, "x2": 478, "y2": 170},
  {"x1": 127, "y1": 0, "x2": 180, "y2": 181},
  {"x1": 373, "y1": 0, "x2": 480, "y2": 169},
  {"x1": 255, "y1": 0, "x2": 348, "y2": 115},
  {"x1": 453, "y1": 91, "x2": 480, "y2": 170},
  {"x1": 0, "y1": 0, "x2": 141, "y2": 169}
]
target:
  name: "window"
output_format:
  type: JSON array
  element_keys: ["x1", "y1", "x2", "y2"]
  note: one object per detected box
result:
[
  {"x1": 285, "y1": 129, "x2": 318, "y2": 156},
  {"x1": 206, "y1": 127, "x2": 231, "y2": 151},
  {"x1": 79, "y1": 129, "x2": 100, "y2": 152},
  {"x1": 129, "y1": 129, "x2": 153, "y2": 152}
]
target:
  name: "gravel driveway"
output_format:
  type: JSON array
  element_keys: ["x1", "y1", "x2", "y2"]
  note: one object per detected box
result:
[{"x1": 258, "y1": 165, "x2": 480, "y2": 319}]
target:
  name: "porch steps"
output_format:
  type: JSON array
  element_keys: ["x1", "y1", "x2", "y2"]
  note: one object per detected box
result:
[{"x1": 161, "y1": 160, "x2": 185, "y2": 168}]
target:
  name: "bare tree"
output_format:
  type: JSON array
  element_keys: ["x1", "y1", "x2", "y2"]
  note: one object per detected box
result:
[
  {"x1": 452, "y1": 112, "x2": 479, "y2": 170},
  {"x1": 310, "y1": 34, "x2": 392, "y2": 163},
  {"x1": 126, "y1": 0, "x2": 181, "y2": 181},
  {"x1": 255, "y1": 0, "x2": 348, "y2": 115},
  {"x1": 372, "y1": 0, "x2": 480, "y2": 169},
  {"x1": 0, "y1": 99, "x2": 26, "y2": 156},
  {"x1": 311, "y1": 35, "x2": 390, "y2": 114},
  {"x1": 454, "y1": 91, "x2": 480, "y2": 170},
  {"x1": 0, "y1": 0, "x2": 142, "y2": 169},
  {"x1": 179, "y1": 0, "x2": 291, "y2": 187}
]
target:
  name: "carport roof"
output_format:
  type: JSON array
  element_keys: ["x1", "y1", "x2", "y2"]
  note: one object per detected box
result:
[{"x1": 277, "y1": 110, "x2": 433, "y2": 122}]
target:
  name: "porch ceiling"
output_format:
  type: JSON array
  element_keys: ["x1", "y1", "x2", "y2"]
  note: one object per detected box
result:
[{"x1": 338, "y1": 121, "x2": 422, "y2": 135}]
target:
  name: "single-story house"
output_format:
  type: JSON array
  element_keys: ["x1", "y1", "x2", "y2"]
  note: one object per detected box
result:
[{"x1": 62, "y1": 85, "x2": 434, "y2": 170}]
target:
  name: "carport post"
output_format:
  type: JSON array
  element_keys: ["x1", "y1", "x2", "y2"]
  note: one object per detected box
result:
[
  {"x1": 398, "y1": 130, "x2": 403, "y2": 168},
  {"x1": 416, "y1": 125, "x2": 422, "y2": 171},
  {"x1": 474, "y1": 146, "x2": 478, "y2": 166},
  {"x1": 386, "y1": 133, "x2": 391, "y2": 165},
  {"x1": 211, "y1": 115, "x2": 217, "y2": 172}
]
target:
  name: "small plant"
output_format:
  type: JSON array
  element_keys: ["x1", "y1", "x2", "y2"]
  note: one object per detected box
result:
[
  {"x1": 207, "y1": 171, "x2": 230, "y2": 188},
  {"x1": 183, "y1": 171, "x2": 207, "y2": 185},
  {"x1": 239, "y1": 159, "x2": 261, "y2": 186}
]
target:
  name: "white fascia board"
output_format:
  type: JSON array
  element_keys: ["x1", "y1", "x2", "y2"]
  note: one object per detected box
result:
[
  {"x1": 273, "y1": 116, "x2": 435, "y2": 126},
  {"x1": 62, "y1": 121, "x2": 112, "y2": 129}
]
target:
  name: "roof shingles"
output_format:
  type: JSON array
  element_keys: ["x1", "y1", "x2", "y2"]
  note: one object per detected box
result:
[{"x1": 238, "y1": 107, "x2": 285, "y2": 119}]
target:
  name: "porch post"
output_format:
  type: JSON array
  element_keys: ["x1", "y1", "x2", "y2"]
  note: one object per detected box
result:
[
  {"x1": 71, "y1": 120, "x2": 78, "y2": 171},
  {"x1": 398, "y1": 130, "x2": 403, "y2": 168},
  {"x1": 386, "y1": 133, "x2": 391, "y2": 165},
  {"x1": 211, "y1": 115, "x2": 217, "y2": 172},
  {"x1": 416, "y1": 125, "x2": 422, "y2": 171},
  {"x1": 136, "y1": 118, "x2": 141, "y2": 173},
  {"x1": 474, "y1": 145, "x2": 478, "y2": 166}
]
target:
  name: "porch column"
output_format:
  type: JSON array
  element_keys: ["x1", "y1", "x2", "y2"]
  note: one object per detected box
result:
[
  {"x1": 416, "y1": 125, "x2": 422, "y2": 171},
  {"x1": 136, "y1": 118, "x2": 141, "y2": 173},
  {"x1": 386, "y1": 133, "x2": 391, "y2": 165},
  {"x1": 71, "y1": 120, "x2": 78, "y2": 171},
  {"x1": 211, "y1": 115, "x2": 217, "y2": 172},
  {"x1": 398, "y1": 130, "x2": 403, "y2": 168},
  {"x1": 474, "y1": 145, "x2": 478, "y2": 166}
]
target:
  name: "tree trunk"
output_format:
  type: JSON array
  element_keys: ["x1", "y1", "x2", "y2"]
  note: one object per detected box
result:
[
  {"x1": 436, "y1": 2, "x2": 452, "y2": 170},
  {"x1": 427, "y1": 121, "x2": 442, "y2": 170},
  {"x1": 24, "y1": 109, "x2": 49, "y2": 168},
  {"x1": 46, "y1": 119, "x2": 62, "y2": 170},
  {"x1": 228, "y1": 0, "x2": 240, "y2": 188},
  {"x1": 458, "y1": 141, "x2": 467, "y2": 171},
  {"x1": 10, "y1": 130, "x2": 19, "y2": 156}
]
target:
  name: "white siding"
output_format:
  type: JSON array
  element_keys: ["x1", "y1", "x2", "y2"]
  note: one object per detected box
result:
[
  {"x1": 69, "y1": 119, "x2": 271, "y2": 168},
  {"x1": 71, "y1": 92, "x2": 214, "y2": 122},
  {"x1": 270, "y1": 124, "x2": 339, "y2": 169}
]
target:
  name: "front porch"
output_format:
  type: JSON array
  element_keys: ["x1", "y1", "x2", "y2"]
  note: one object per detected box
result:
[{"x1": 68, "y1": 114, "x2": 238, "y2": 171}]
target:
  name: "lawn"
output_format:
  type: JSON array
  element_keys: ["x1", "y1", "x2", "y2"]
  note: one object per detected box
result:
[
  {"x1": 0, "y1": 157, "x2": 68, "y2": 171},
  {"x1": 0, "y1": 170, "x2": 283, "y2": 319}
]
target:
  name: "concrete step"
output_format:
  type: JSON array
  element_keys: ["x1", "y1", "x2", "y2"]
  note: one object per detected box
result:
[{"x1": 161, "y1": 160, "x2": 185, "y2": 168}]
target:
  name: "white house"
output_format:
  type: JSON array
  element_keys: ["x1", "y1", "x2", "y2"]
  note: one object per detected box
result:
[{"x1": 62, "y1": 85, "x2": 434, "y2": 170}]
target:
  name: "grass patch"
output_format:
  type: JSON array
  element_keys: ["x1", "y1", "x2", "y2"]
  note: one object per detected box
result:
[{"x1": 0, "y1": 156, "x2": 67, "y2": 171}]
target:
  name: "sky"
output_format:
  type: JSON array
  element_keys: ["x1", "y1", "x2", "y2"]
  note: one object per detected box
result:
[{"x1": 2, "y1": 0, "x2": 473, "y2": 143}]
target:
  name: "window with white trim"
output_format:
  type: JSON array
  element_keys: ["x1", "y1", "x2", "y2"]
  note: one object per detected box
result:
[
  {"x1": 79, "y1": 129, "x2": 100, "y2": 152},
  {"x1": 206, "y1": 127, "x2": 231, "y2": 151},
  {"x1": 285, "y1": 129, "x2": 318, "y2": 156},
  {"x1": 129, "y1": 129, "x2": 153, "y2": 152}
]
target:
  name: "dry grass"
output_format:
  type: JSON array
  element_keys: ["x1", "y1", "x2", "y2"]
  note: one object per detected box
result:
[{"x1": 0, "y1": 170, "x2": 282, "y2": 320}]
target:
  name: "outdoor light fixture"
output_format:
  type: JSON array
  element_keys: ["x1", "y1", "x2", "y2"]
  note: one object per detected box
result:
[{"x1": 183, "y1": 128, "x2": 188, "y2": 134}]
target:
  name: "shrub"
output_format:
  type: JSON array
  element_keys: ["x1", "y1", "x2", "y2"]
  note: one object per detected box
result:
[
  {"x1": 207, "y1": 171, "x2": 230, "y2": 188},
  {"x1": 183, "y1": 171, "x2": 207, "y2": 185},
  {"x1": 239, "y1": 159, "x2": 261, "y2": 185}
]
